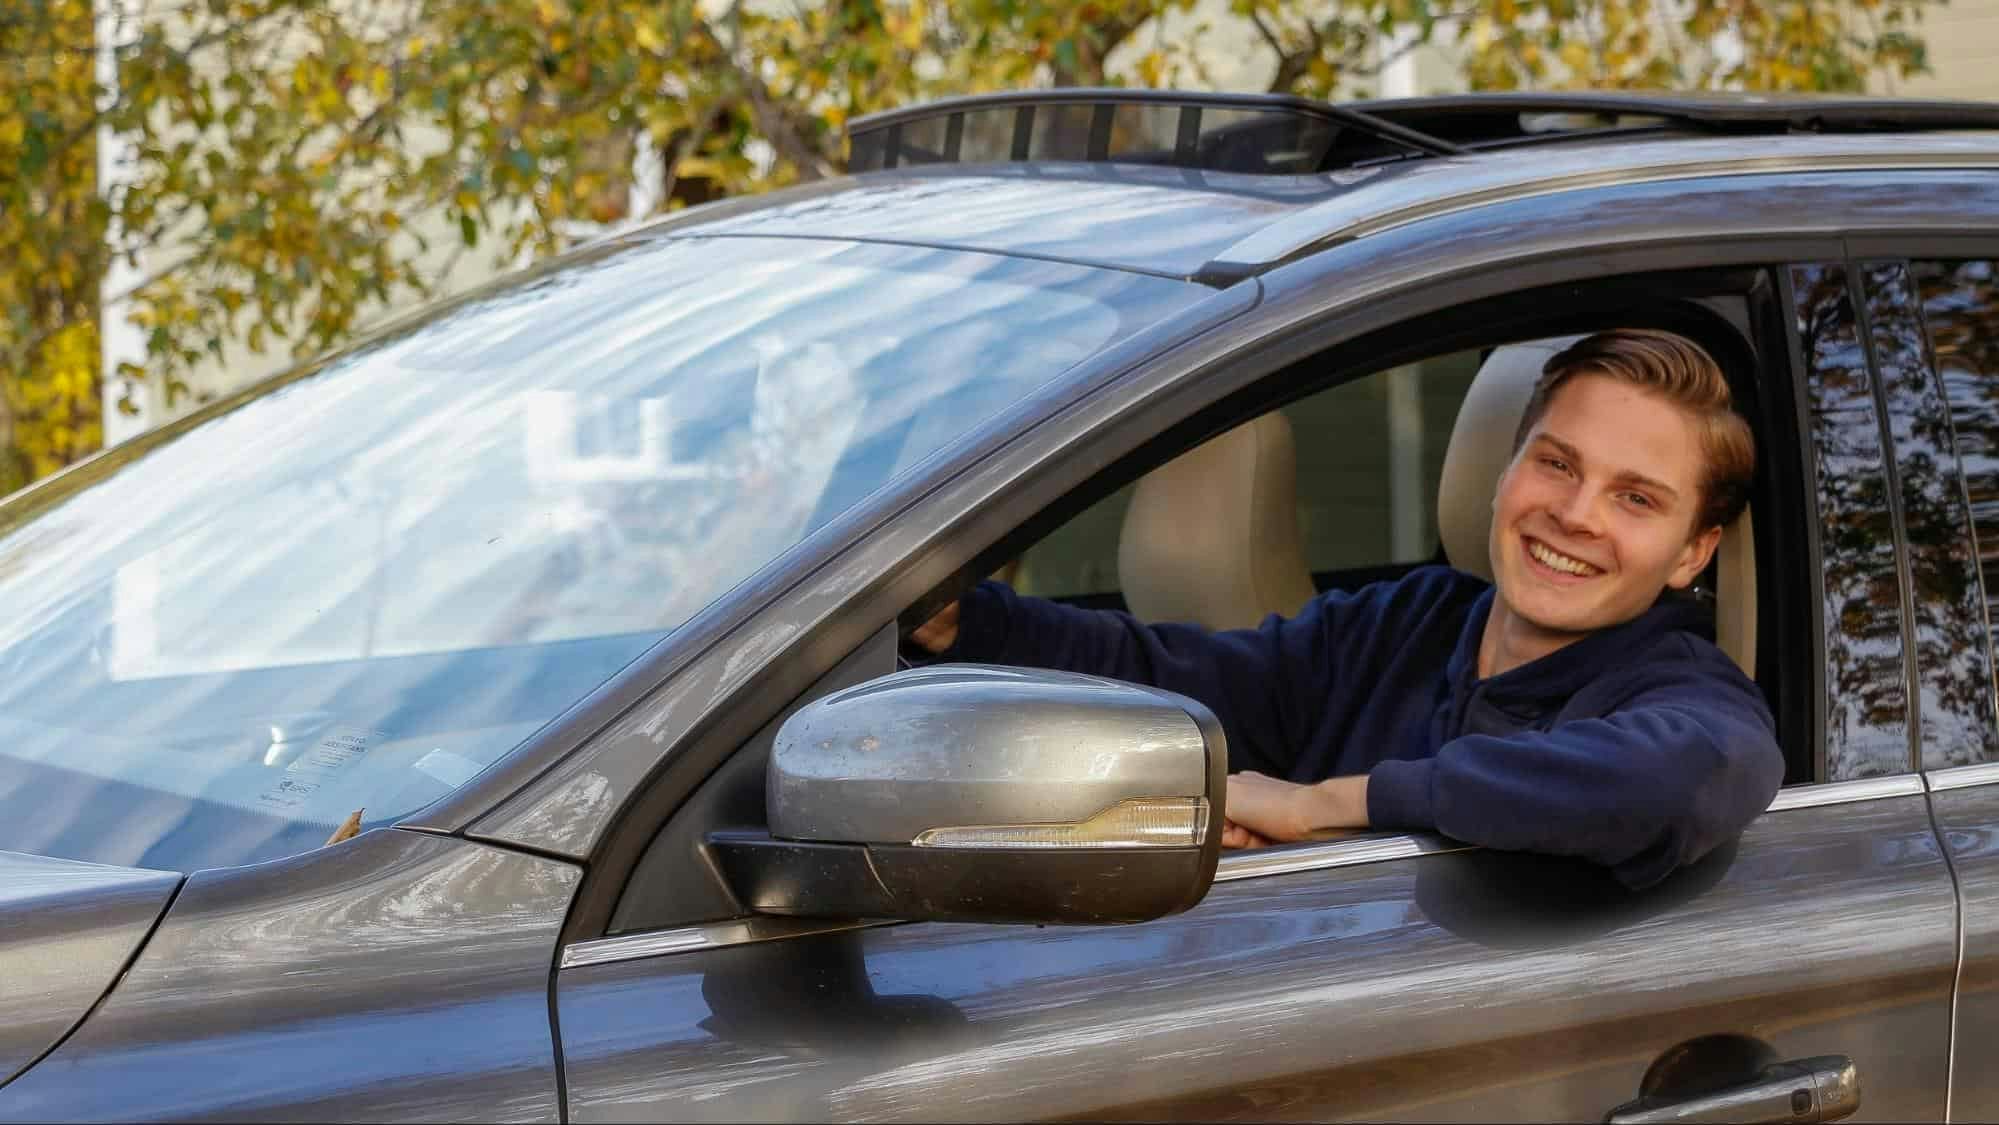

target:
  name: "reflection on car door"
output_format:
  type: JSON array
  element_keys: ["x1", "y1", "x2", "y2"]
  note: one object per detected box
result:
[
  {"x1": 557, "y1": 801, "x2": 1951, "y2": 1122},
  {"x1": 553, "y1": 266, "x2": 1959, "y2": 1122}
]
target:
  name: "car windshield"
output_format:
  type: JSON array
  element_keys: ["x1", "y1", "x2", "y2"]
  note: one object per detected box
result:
[{"x1": 0, "y1": 233, "x2": 1202, "y2": 872}]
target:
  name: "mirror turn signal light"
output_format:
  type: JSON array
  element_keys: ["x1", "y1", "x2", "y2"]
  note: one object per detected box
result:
[{"x1": 912, "y1": 797, "x2": 1210, "y2": 850}]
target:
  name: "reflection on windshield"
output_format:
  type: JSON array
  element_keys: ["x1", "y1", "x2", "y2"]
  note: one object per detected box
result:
[{"x1": 0, "y1": 235, "x2": 1200, "y2": 871}]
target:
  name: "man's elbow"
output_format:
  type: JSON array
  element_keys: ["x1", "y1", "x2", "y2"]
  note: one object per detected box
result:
[{"x1": 1621, "y1": 733, "x2": 1785, "y2": 888}]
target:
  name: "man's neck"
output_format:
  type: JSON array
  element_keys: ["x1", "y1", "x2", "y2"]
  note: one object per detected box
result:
[{"x1": 1476, "y1": 596, "x2": 1587, "y2": 680}]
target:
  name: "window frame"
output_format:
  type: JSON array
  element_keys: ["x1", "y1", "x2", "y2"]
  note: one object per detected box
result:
[{"x1": 585, "y1": 263, "x2": 1819, "y2": 940}]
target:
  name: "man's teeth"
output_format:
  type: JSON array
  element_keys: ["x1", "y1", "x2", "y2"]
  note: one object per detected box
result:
[{"x1": 1529, "y1": 541, "x2": 1599, "y2": 576}]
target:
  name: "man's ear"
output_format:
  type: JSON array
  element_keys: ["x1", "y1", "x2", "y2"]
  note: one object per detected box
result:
[{"x1": 1665, "y1": 523, "x2": 1724, "y2": 590}]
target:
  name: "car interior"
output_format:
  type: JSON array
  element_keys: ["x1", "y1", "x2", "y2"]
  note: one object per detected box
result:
[
  {"x1": 1013, "y1": 331, "x2": 1757, "y2": 673},
  {"x1": 597, "y1": 276, "x2": 1812, "y2": 939}
]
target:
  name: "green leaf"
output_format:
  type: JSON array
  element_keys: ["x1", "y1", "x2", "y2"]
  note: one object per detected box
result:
[
  {"x1": 460, "y1": 213, "x2": 479, "y2": 247},
  {"x1": 20, "y1": 128, "x2": 46, "y2": 177}
]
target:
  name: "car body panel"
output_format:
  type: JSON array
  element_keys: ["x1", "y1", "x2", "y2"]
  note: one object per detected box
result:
[
  {"x1": 1205, "y1": 131, "x2": 1999, "y2": 273},
  {"x1": 1922, "y1": 772, "x2": 1999, "y2": 1120},
  {"x1": 0, "y1": 851, "x2": 180, "y2": 1087},
  {"x1": 0, "y1": 829, "x2": 578, "y2": 1122},
  {"x1": 455, "y1": 166, "x2": 1999, "y2": 863},
  {"x1": 557, "y1": 795, "x2": 1954, "y2": 1122}
]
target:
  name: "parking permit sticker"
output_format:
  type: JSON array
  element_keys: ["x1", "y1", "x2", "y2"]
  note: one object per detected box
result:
[
  {"x1": 256, "y1": 726, "x2": 380, "y2": 812},
  {"x1": 413, "y1": 747, "x2": 484, "y2": 789}
]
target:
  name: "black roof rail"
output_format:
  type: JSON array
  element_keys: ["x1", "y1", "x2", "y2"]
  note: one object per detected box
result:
[
  {"x1": 1346, "y1": 90, "x2": 1999, "y2": 147},
  {"x1": 845, "y1": 88, "x2": 1464, "y2": 177},
  {"x1": 846, "y1": 88, "x2": 1999, "y2": 176}
]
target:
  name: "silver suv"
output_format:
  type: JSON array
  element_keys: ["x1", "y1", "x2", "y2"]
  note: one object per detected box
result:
[{"x1": 2, "y1": 89, "x2": 1997, "y2": 1122}]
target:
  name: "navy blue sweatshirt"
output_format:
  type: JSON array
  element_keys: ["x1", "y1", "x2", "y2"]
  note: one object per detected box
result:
[{"x1": 939, "y1": 566, "x2": 1783, "y2": 889}]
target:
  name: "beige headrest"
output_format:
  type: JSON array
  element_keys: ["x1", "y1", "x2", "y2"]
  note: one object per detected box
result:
[
  {"x1": 1437, "y1": 338, "x2": 1578, "y2": 581},
  {"x1": 1118, "y1": 412, "x2": 1318, "y2": 631},
  {"x1": 1436, "y1": 336, "x2": 1755, "y2": 674}
]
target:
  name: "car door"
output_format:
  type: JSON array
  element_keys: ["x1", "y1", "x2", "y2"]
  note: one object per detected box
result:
[
  {"x1": 1881, "y1": 251, "x2": 1999, "y2": 1122},
  {"x1": 550, "y1": 259, "x2": 1956, "y2": 1122}
]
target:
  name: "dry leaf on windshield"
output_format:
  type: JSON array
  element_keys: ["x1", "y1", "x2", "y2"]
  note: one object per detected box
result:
[{"x1": 323, "y1": 808, "x2": 364, "y2": 847}]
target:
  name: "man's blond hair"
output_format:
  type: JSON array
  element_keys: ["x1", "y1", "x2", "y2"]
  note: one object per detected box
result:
[{"x1": 1511, "y1": 328, "x2": 1755, "y2": 532}]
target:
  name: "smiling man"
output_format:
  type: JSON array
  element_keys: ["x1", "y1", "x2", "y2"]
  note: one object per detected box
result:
[{"x1": 911, "y1": 329, "x2": 1784, "y2": 889}]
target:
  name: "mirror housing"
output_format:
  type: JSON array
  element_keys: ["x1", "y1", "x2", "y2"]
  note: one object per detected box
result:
[{"x1": 711, "y1": 664, "x2": 1227, "y2": 925}]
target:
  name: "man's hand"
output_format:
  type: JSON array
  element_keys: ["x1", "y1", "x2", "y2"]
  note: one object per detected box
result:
[
  {"x1": 908, "y1": 600, "x2": 961, "y2": 655},
  {"x1": 1220, "y1": 771, "x2": 1370, "y2": 849}
]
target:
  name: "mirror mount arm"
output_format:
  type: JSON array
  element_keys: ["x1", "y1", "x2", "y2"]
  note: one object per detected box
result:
[
  {"x1": 706, "y1": 831, "x2": 901, "y2": 919},
  {"x1": 708, "y1": 829, "x2": 1215, "y2": 925}
]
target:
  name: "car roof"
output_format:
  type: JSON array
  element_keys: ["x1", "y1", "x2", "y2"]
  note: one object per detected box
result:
[{"x1": 619, "y1": 90, "x2": 1999, "y2": 283}]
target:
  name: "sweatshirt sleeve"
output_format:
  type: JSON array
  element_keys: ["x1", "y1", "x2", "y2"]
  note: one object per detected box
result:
[
  {"x1": 1364, "y1": 637, "x2": 1784, "y2": 889},
  {"x1": 940, "y1": 579, "x2": 1349, "y2": 776}
]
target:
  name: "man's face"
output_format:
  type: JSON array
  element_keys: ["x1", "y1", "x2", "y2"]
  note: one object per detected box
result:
[{"x1": 1487, "y1": 373, "x2": 1723, "y2": 640}]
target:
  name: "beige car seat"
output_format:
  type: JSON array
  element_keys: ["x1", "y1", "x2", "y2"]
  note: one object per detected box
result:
[
  {"x1": 1436, "y1": 338, "x2": 1757, "y2": 675},
  {"x1": 1117, "y1": 412, "x2": 1318, "y2": 631}
]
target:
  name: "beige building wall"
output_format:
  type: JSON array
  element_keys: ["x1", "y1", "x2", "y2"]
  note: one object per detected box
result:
[{"x1": 1895, "y1": 1, "x2": 1999, "y2": 100}]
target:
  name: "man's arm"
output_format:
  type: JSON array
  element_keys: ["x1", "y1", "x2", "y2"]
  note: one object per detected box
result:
[
  {"x1": 913, "y1": 580, "x2": 1342, "y2": 776},
  {"x1": 1222, "y1": 772, "x2": 1371, "y2": 846},
  {"x1": 1363, "y1": 643, "x2": 1784, "y2": 889}
]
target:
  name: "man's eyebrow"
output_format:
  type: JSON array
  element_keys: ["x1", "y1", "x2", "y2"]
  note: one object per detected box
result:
[{"x1": 1532, "y1": 432, "x2": 1682, "y2": 501}]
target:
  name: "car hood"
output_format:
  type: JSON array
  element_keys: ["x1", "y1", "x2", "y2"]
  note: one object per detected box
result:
[{"x1": 0, "y1": 850, "x2": 180, "y2": 1087}]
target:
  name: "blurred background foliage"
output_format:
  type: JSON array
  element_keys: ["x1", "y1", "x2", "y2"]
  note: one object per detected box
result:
[{"x1": 0, "y1": 0, "x2": 1944, "y2": 491}]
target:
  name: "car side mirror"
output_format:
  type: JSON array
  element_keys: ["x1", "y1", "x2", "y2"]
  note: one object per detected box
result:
[{"x1": 708, "y1": 664, "x2": 1227, "y2": 925}]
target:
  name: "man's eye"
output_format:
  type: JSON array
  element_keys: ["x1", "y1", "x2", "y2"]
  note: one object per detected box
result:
[
  {"x1": 1540, "y1": 456, "x2": 1569, "y2": 472},
  {"x1": 1622, "y1": 491, "x2": 1654, "y2": 509}
]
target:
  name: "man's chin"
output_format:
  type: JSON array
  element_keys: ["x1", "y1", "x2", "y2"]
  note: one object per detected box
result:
[
  {"x1": 1496, "y1": 587, "x2": 1614, "y2": 638},
  {"x1": 1514, "y1": 613, "x2": 1603, "y2": 639}
]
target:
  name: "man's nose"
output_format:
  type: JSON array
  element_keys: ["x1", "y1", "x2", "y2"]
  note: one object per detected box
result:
[{"x1": 1551, "y1": 483, "x2": 1607, "y2": 535}]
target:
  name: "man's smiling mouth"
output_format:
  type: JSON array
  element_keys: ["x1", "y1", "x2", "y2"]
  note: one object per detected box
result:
[{"x1": 1526, "y1": 538, "x2": 1602, "y2": 577}]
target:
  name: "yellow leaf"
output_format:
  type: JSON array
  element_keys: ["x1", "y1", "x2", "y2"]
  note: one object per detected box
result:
[{"x1": 676, "y1": 155, "x2": 727, "y2": 180}]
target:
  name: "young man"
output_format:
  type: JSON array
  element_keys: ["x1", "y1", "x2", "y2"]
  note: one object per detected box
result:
[{"x1": 910, "y1": 328, "x2": 1784, "y2": 890}]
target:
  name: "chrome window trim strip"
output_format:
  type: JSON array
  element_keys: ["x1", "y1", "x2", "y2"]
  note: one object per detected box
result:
[
  {"x1": 560, "y1": 917, "x2": 887, "y2": 971},
  {"x1": 1212, "y1": 833, "x2": 1470, "y2": 883},
  {"x1": 1766, "y1": 774, "x2": 1925, "y2": 811},
  {"x1": 1924, "y1": 761, "x2": 1999, "y2": 792},
  {"x1": 560, "y1": 835, "x2": 1471, "y2": 969}
]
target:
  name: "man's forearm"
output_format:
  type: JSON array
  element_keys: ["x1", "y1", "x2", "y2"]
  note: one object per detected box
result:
[
  {"x1": 1225, "y1": 772, "x2": 1370, "y2": 843},
  {"x1": 1301, "y1": 775, "x2": 1371, "y2": 832}
]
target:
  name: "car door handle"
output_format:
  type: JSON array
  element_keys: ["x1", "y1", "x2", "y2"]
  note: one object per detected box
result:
[{"x1": 1604, "y1": 1054, "x2": 1860, "y2": 1124}]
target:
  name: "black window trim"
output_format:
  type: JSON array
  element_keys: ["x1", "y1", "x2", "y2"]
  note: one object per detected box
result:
[{"x1": 1845, "y1": 255, "x2": 1929, "y2": 776}]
